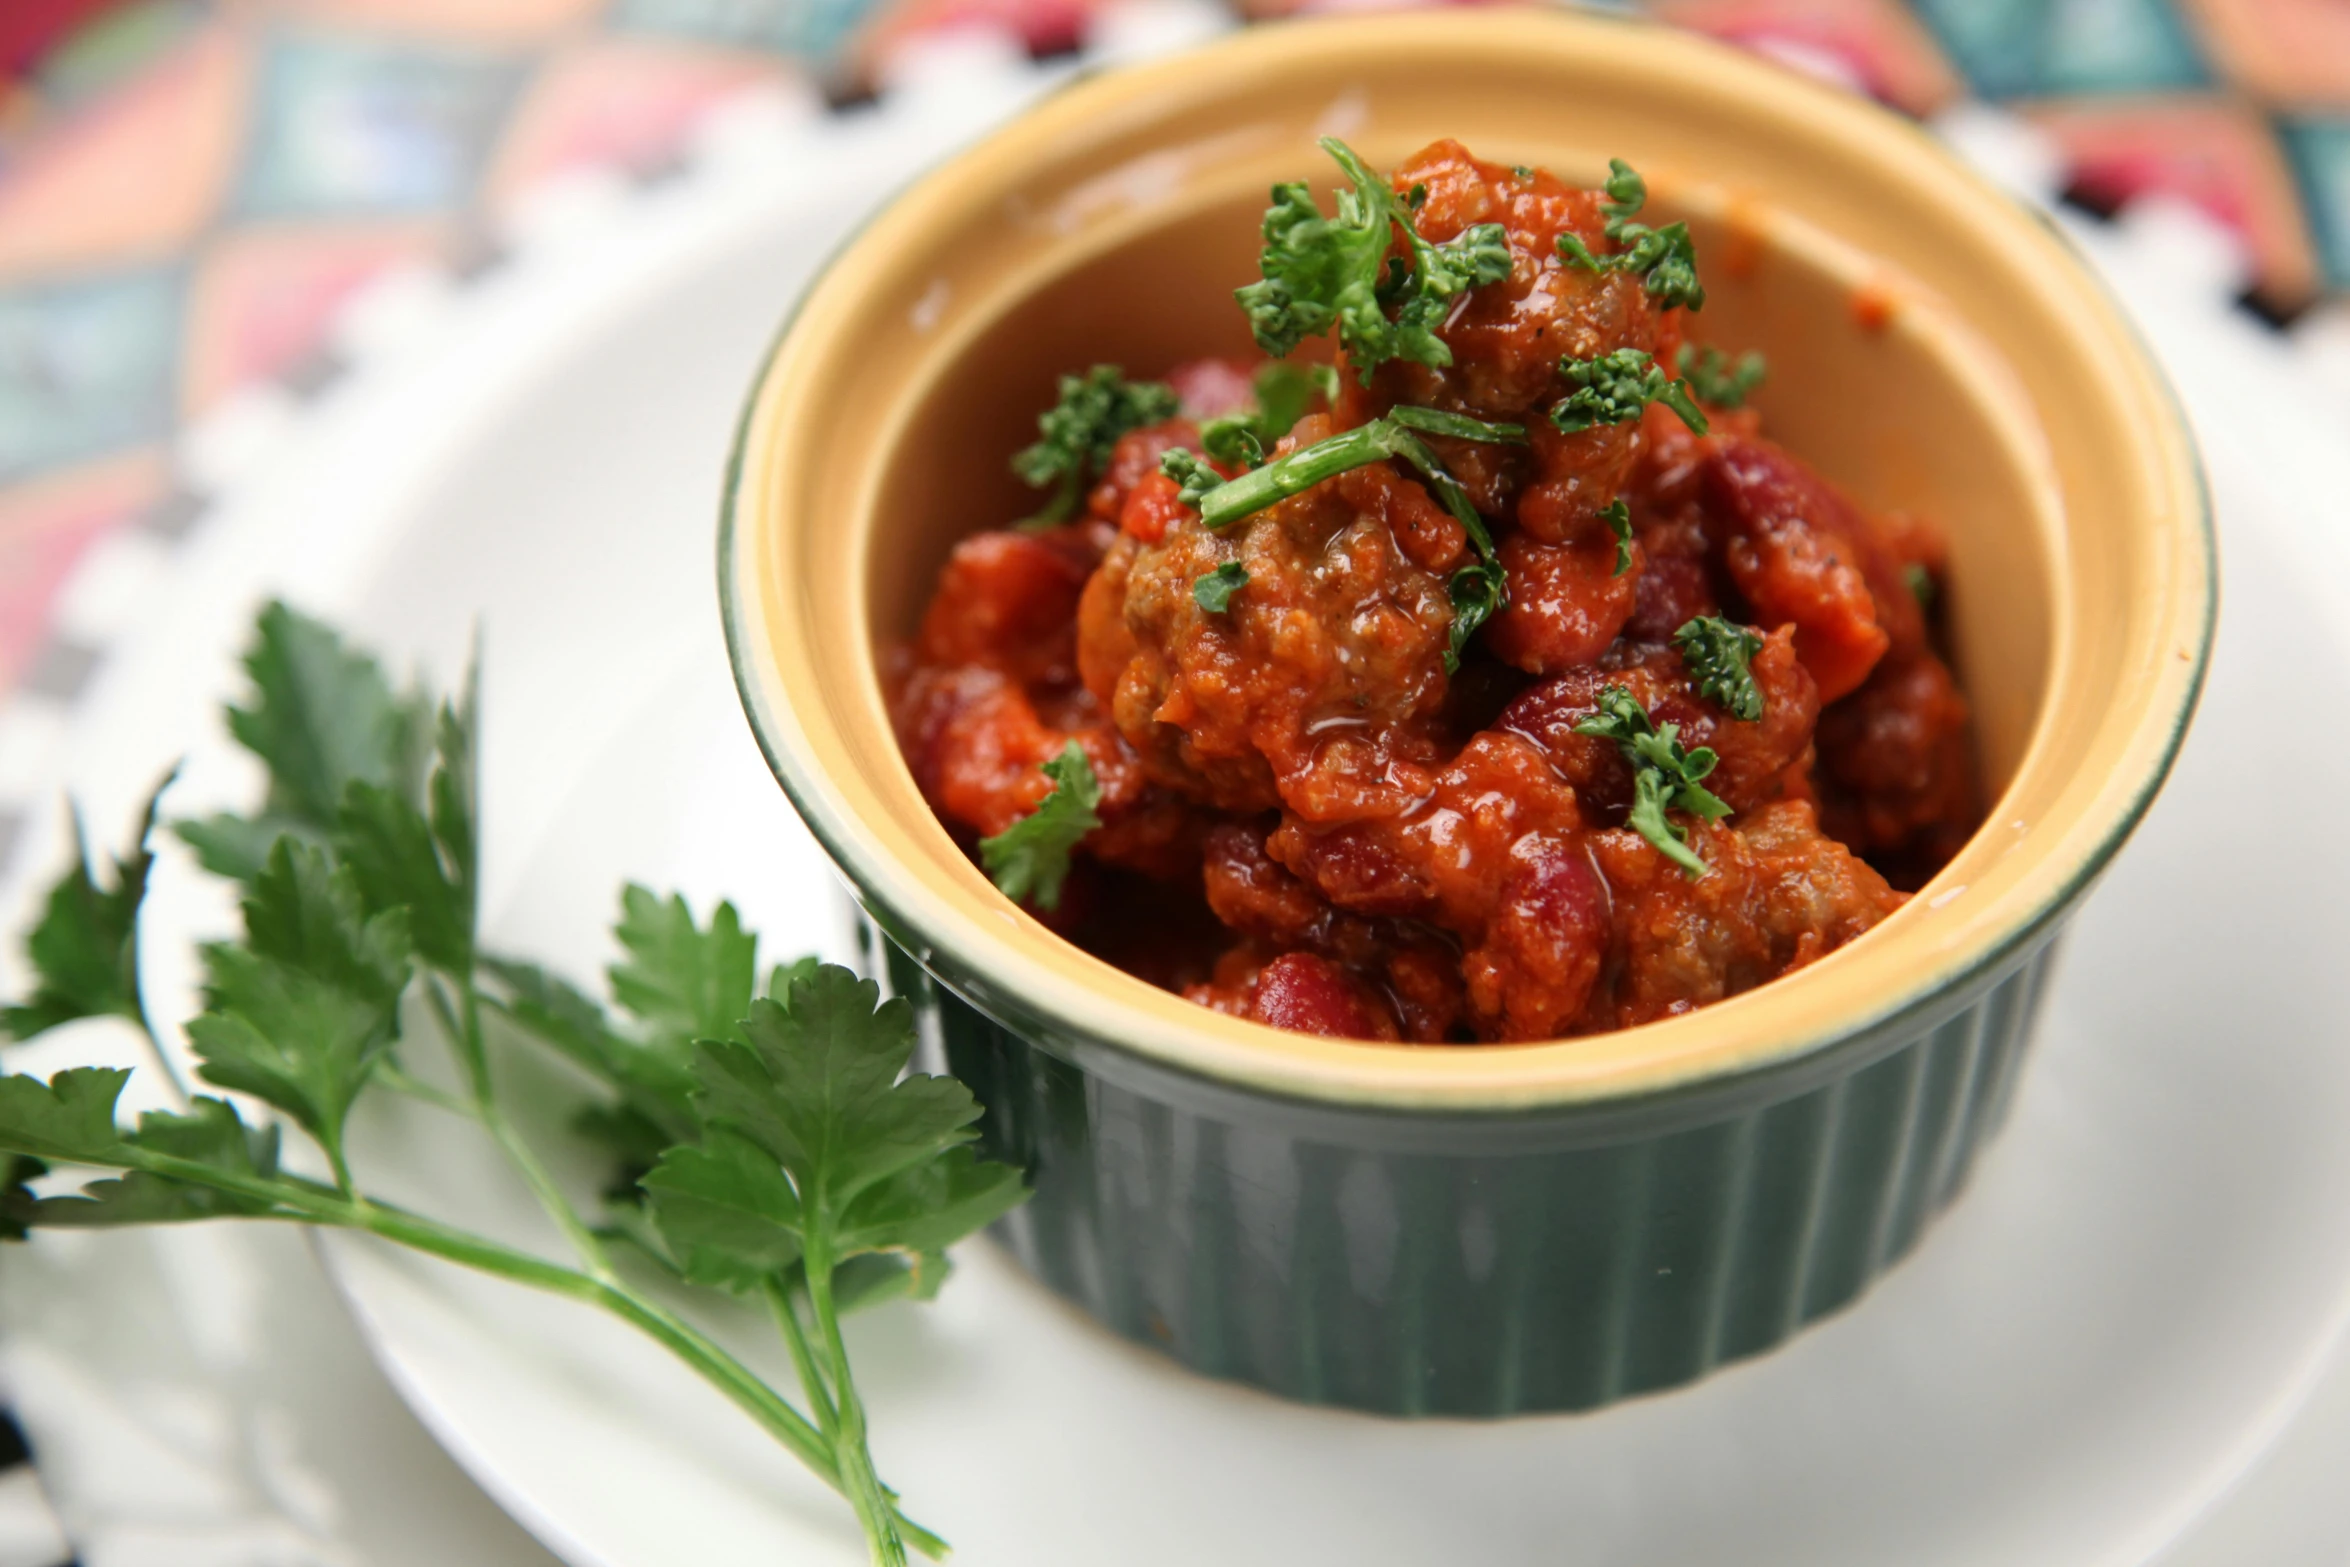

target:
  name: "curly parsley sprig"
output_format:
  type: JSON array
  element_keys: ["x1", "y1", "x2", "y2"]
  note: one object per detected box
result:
[
  {"x1": 1554, "y1": 158, "x2": 1706, "y2": 312},
  {"x1": 1674, "y1": 615, "x2": 1766, "y2": 721},
  {"x1": 1012, "y1": 365, "x2": 1178, "y2": 527},
  {"x1": 1574, "y1": 685, "x2": 1732, "y2": 877},
  {"x1": 1602, "y1": 499, "x2": 1634, "y2": 577},
  {"x1": 1678, "y1": 343, "x2": 1767, "y2": 410},
  {"x1": 1551, "y1": 348, "x2": 1709, "y2": 437},
  {"x1": 1237, "y1": 137, "x2": 1511, "y2": 384},
  {"x1": 0, "y1": 603, "x2": 1028, "y2": 1566}
]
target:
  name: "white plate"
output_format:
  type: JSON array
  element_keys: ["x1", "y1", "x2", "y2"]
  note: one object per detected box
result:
[{"x1": 18, "y1": 57, "x2": 2350, "y2": 1567}]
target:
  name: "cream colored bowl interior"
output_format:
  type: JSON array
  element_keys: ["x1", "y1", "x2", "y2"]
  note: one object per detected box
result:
[{"x1": 726, "y1": 11, "x2": 2211, "y2": 1111}]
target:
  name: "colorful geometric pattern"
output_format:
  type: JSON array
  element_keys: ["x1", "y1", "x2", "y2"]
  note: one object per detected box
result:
[{"x1": 1, "y1": 0, "x2": 2347, "y2": 714}]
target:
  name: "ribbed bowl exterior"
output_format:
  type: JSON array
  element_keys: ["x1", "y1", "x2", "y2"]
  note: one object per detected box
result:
[{"x1": 888, "y1": 939, "x2": 2053, "y2": 1418}]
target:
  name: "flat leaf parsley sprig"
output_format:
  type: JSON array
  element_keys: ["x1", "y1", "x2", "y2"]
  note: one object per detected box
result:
[{"x1": 0, "y1": 603, "x2": 1027, "y2": 1567}]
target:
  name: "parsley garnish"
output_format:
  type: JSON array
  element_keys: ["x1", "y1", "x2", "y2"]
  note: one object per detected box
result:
[
  {"x1": 1673, "y1": 615, "x2": 1765, "y2": 721},
  {"x1": 1677, "y1": 343, "x2": 1767, "y2": 409},
  {"x1": 642, "y1": 967, "x2": 1025, "y2": 1552},
  {"x1": 1199, "y1": 419, "x2": 1263, "y2": 467},
  {"x1": 1550, "y1": 348, "x2": 1709, "y2": 436},
  {"x1": 1160, "y1": 448, "x2": 1223, "y2": 509},
  {"x1": 1193, "y1": 561, "x2": 1249, "y2": 613},
  {"x1": 1448, "y1": 561, "x2": 1507, "y2": 672},
  {"x1": 1554, "y1": 157, "x2": 1706, "y2": 311},
  {"x1": 1573, "y1": 685, "x2": 1732, "y2": 877},
  {"x1": 176, "y1": 602, "x2": 430, "y2": 881},
  {"x1": 3, "y1": 772, "x2": 174, "y2": 1073},
  {"x1": 1603, "y1": 498, "x2": 1634, "y2": 577},
  {"x1": 0, "y1": 603, "x2": 1025, "y2": 1564},
  {"x1": 1197, "y1": 361, "x2": 1336, "y2": 470},
  {"x1": 1252, "y1": 361, "x2": 1322, "y2": 442},
  {"x1": 977, "y1": 742, "x2": 1102, "y2": 911},
  {"x1": 1011, "y1": 365, "x2": 1179, "y2": 526},
  {"x1": 1236, "y1": 137, "x2": 1510, "y2": 384},
  {"x1": 1904, "y1": 561, "x2": 1936, "y2": 609}
]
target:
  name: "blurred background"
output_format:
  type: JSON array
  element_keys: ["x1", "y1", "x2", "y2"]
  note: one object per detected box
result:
[{"x1": 1, "y1": 0, "x2": 2348, "y2": 813}]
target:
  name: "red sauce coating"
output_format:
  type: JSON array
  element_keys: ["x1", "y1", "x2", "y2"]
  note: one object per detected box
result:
[{"x1": 887, "y1": 141, "x2": 1980, "y2": 1044}]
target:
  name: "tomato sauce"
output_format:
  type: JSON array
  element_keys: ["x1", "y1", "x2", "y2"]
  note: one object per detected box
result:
[{"x1": 886, "y1": 140, "x2": 1979, "y2": 1044}]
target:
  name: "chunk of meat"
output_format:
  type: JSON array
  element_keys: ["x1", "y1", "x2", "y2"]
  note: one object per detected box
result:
[
  {"x1": 1269, "y1": 731, "x2": 1582, "y2": 928},
  {"x1": 1587, "y1": 799, "x2": 1906, "y2": 1030},
  {"x1": 1078, "y1": 427, "x2": 1459, "y2": 824}
]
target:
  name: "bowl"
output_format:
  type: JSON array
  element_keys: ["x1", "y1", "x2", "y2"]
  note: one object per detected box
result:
[{"x1": 721, "y1": 10, "x2": 2214, "y2": 1416}]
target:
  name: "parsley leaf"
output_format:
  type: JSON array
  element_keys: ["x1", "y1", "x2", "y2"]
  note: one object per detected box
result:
[
  {"x1": 488, "y1": 888, "x2": 785, "y2": 1209},
  {"x1": 1904, "y1": 561, "x2": 1936, "y2": 609},
  {"x1": 1554, "y1": 158, "x2": 1706, "y2": 311},
  {"x1": 646, "y1": 967, "x2": 1025, "y2": 1283},
  {"x1": 1251, "y1": 361, "x2": 1323, "y2": 444},
  {"x1": 644, "y1": 966, "x2": 1027, "y2": 1561},
  {"x1": 1011, "y1": 366, "x2": 1179, "y2": 526},
  {"x1": 15, "y1": 1097, "x2": 284, "y2": 1227},
  {"x1": 1602, "y1": 499, "x2": 1635, "y2": 578},
  {"x1": 1550, "y1": 349, "x2": 1709, "y2": 436},
  {"x1": 1574, "y1": 685, "x2": 1732, "y2": 877},
  {"x1": 336, "y1": 671, "x2": 476, "y2": 977},
  {"x1": 1199, "y1": 419, "x2": 1263, "y2": 468},
  {"x1": 178, "y1": 602, "x2": 430, "y2": 881},
  {"x1": 610, "y1": 886, "x2": 758, "y2": 1054},
  {"x1": 977, "y1": 742, "x2": 1101, "y2": 911},
  {"x1": 3, "y1": 770, "x2": 173, "y2": 1042},
  {"x1": 1677, "y1": 344, "x2": 1767, "y2": 409},
  {"x1": 1193, "y1": 561, "x2": 1249, "y2": 613},
  {"x1": 1237, "y1": 138, "x2": 1508, "y2": 383},
  {"x1": 1674, "y1": 616, "x2": 1766, "y2": 721},
  {"x1": 0, "y1": 1066, "x2": 133, "y2": 1164},
  {"x1": 185, "y1": 838, "x2": 411, "y2": 1187},
  {"x1": 1447, "y1": 561, "x2": 1507, "y2": 673}
]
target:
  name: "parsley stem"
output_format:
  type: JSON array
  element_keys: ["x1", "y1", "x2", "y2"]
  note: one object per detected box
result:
[
  {"x1": 486, "y1": 1108, "x2": 618, "y2": 1282},
  {"x1": 438, "y1": 959, "x2": 619, "y2": 1281},
  {"x1": 109, "y1": 1144, "x2": 957, "y2": 1550},
  {"x1": 1196, "y1": 419, "x2": 1499, "y2": 561},
  {"x1": 804, "y1": 1231, "x2": 907, "y2": 1567},
  {"x1": 765, "y1": 1275, "x2": 841, "y2": 1440},
  {"x1": 374, "y1": 1063, "x2": 479, "y2": 1119}
]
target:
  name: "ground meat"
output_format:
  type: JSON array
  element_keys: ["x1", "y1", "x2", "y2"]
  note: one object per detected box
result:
[
  {"x1": 1079, "y1": 419, "x2": 1459, "y2": 824},
  {"x1": 1590, "y1": 800, "x2": 1905, "y2": 1030},
  {"x1": 888, "y1": 137, "x2": 1981, "y2": 1044}
]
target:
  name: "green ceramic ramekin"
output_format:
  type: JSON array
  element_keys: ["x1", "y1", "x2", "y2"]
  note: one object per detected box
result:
[{"x1": 720, "y1": 12, "x2": 2214, "y2": 1415}]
